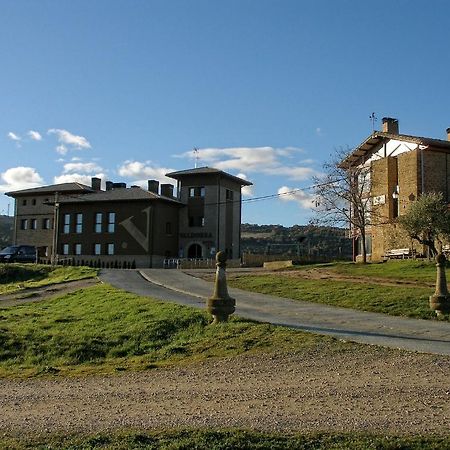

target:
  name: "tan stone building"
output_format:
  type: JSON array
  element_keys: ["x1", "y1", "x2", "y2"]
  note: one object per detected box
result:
[
  {"x1": 343, "y1": 118, "x2": 450, "y2": 261},
  {"x1": 6, "y1": 167, "x2": 251, "y2": 267}
]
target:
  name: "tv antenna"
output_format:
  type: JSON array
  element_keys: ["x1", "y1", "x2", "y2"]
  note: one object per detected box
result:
[
  {"x1": 369, "y1": 112, "x2": 377, "y2": 132},
  {"x1": 193, "y1": 147, "x2": 199, "y2": 168}
]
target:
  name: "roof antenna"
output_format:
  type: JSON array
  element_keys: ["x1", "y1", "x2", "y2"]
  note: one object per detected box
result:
[
  {"x1": 369, "y1": 112, "x2": 377, "y2": 132},
  {"x1": 193, "y1": 147, "x2": 199, "y2": 168}
]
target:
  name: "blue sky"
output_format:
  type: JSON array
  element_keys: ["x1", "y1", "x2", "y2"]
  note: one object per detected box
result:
[{"x1": 1, "y1": 0, "x2": 449, "y2": 225}]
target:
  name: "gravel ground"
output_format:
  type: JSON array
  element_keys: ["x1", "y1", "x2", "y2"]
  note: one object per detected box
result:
[{"x1": 1, "y1": 348, "x2": 449, "y2": 438}]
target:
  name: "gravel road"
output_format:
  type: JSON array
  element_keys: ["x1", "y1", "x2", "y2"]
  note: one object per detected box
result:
[{"x1": 1, "y1": 348, "x2": 449, "y2": 438}]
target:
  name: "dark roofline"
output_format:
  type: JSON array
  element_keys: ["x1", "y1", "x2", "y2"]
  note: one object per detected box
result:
[
  {"x1": 5, "y1": 182, "x2": 93, "y2": 197},
  {"x1": 166, "y1": 166, "x2": 253, "y2": 186},
  {"x1": 341, "y1": 131, "x2": 450, "y2": 167}
]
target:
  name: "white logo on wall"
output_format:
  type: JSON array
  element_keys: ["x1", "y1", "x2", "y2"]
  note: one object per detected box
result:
[
  {"x1": 372, "y1": 195, "x2": 386, "y2": 206},
  {"x1": 119, "y1": 206, "x2": 151, "y2": 251}
]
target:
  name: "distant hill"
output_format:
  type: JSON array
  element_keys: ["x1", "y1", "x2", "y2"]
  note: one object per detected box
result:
[
  {"x1": 0, "y1": 215, "x2": 14, "y2": 248},
  {"x1": 241, "y1": 223, "x2": 352, "y2": 261}
]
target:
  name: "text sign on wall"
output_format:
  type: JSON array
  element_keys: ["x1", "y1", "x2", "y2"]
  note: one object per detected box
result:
[{"x1": 372, "y1": 194, "x2": 386, "y2": 206}]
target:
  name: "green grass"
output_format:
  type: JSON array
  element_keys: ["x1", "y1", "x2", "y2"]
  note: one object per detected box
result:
[
  {"x1": 229, "y1": 275, "x2": 449, "y2": 321},
  {"x1": 3, "y1": 429, "x2": 449, "y2": 449},
  {"x1": 0, "y1": 264, "x2": 97, "y2": 295},
  {"x1": 0, "y1": 284, "x2": 333, "y2": 378},
  {"x1": 290, "y1": 260, "x2": 445, "y2": 283}
]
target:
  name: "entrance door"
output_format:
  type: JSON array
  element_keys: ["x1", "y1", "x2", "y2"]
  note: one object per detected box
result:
[{"x1": 187, "y1": 243, "x2": 202, "y2": 258}]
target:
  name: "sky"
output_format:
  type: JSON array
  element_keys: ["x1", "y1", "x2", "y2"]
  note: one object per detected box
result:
[{"x1": 1, "y1": 0, "x2": 449, "y2": 226}]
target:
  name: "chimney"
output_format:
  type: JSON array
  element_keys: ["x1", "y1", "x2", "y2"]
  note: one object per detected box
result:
[
  {"x1": 148, "y1": 180, "x2": 159, "y2": 194},
  {"x1": 160, "y1": 183, "x2": 174, "y2": 197},
  {"x1": 91, "y1": 177, "x2": 101, "y2": 191},
  {"x1": 447, "y1": 127, "x2": 450, "y2": 141},
  {"x1": 382, "y1": 117, "x2": 399, "y2": 134},
  {"x1": 105, "y1": 181, "x2": 113, "y2": 191},
  {"x1": 113, "y1": 182, "x2": 126, "y2": 189}
]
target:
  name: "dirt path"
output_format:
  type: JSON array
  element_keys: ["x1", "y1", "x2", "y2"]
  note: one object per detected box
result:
[
  {"x1": 0, "y1": 278, "x2": 99, "y2": 307},
  {"x1": 1, "y1": 348, "x2": 449, "y2": 437}
]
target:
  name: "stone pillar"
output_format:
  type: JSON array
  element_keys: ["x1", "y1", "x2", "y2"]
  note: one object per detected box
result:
[
  {"x1": 207, "y1": 251, "x2": 235, "y2": 323},
  {"x1": 429, "y1": 253, "x2": 450, "y2": 316}
]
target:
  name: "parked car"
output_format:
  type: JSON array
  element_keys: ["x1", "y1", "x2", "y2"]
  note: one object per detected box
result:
[{"x1": 0, "y1": 245, "x2": 37, "y2": 263}]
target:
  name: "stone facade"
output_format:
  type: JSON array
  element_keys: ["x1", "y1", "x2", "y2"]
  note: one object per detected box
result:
[{"x1": 347, "y1": 119, "x2": 450, "y2": 261}]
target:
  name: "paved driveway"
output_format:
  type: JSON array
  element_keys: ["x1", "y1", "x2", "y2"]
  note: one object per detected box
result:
[{"x1": 99, "y1": 269, "x2": 450, "y2": 356}]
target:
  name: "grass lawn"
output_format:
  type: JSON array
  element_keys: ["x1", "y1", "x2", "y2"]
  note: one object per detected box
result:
[
  {"x1": 0, "y1": 283, "x2": 337, "y2": 378},
  {"x1": 291, "y1": 259, "x2": 445, "y2": 283},
  {"x1": 0, "y1": 264, "x2": 97, "y2": 295},
  {"x1": 3, "y1": 429, "x2": 449, "y2": 449},
  {"x1": 228, "y1": 273, "x2": 449, "y2": 321}
]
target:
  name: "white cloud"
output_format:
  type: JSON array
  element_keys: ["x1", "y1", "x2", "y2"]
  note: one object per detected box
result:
[
  {"x1": 48, "y1": 128, "x2": 91, "y2": 152},
  {"x1": 174, "y1": 146, "x2": 318, "y2": 181},
  {"x1": 7, "y1": 132, "x2": 21, "y2": 141},
  {"x1": 237, "y1": 173, "x2": 254, "y2": 197},
  {"x1": 56, "y1": 145, "x2": 68, "y2": 155},
  {"x1": 278, "y1": 186, "x2": 316, "y2": 209},
  {"x1": 118, "y1": 161, "x2": 175, "y2": 187},
  {"x1": 316, "y1": 127, "x2": 323, "y2": 136},
  {"x1": 0, "y1": 167, "x2": 44, "y2": 193},
  {"x1": 53, "y1": 173, "x2": 106, "y2": 186},
  {"x1": 28, "y1": 130, "x2": 42, "y2": 141},
  {"x1": 63, "y1": 162, "x2": 103, "y2": 174}
]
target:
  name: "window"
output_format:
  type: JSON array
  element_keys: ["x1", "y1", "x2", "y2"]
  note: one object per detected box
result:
[
  {"x1": 188, "y1": 186, "x2": 205, "y2": 198},
  {"x1": 31, "y1": 219, "x2": 37, "y2": 230},
  {"x1": 108, "y1": 212, "x2": 115, "y2": 233},
  {"x1": 42, "y1": 218, "x2": 50, "y2": 229},
  {"x1": 63, "y1": 214, "x2": 71, "y2": 234},
  {"x1": 166, "y1": 222, "x2": 172, "y2": 235},
  {"x1": 22, "y1": 199, "x2": 27, "y2": 206},
  {"x1": 75, "y1": 213, "x2": 83, "y2": 233},
  {"x1": 95, "y1": 213, "x2": 103, "y2": 233},
  {"x1": 20, "y1": 219, "x2": 28, "y2": 230},
  {"x1": 94, "y1": 243, "x2": 101, "y2": 255},
  {"x1": 74, "y1": 244, "x2": 82, "y2": 255},
  {"x1": 189, "y1": 216, "x2": 205, "y2": 227},
  {"x1": 226, "y1": 189, "x2": 234, "y2": 201},
  {"x1": 62, "y1": 244, "x2": 69, "y2": 255},
  {"x1": 32, "y1": 199, "x2": 36, "y2": 205},
  {"x1": 107, "y1": 243, "x2": 114, "y2": 255}
]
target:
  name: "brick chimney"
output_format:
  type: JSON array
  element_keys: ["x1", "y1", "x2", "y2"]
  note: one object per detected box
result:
[
  {"x1": 105, "y1": 181, "x2": 113, "y2": 191},
  {"x1": 91, "y1": 177, "x2": 101, "y2": 191},
  {"x1": 382, "y1": 117, "x2": 399, "y2": 134},
  {"x1": 447, "y1": 127, "x2": 450, "y2": 141},
  {"x1": 160, "y1": 184, "x2": 174, "y2": 197},
  {"x1": 148, "y1": 180, "x2": 159, "y2": 194}
]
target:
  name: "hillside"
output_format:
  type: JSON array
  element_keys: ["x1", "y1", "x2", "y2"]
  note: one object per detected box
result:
[
  {"x1": 0, "y1": 215, "x2": 13, "y2": 248},
  {"x1": 241, "y1": 223, "x2": 352, "y2": 260}
]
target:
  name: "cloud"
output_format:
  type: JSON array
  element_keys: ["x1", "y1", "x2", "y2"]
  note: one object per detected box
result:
[
  {"x1": 237, "y1": 173, "x2": 254, "y2": 197},
  {"x1": 0, "y1": 167, "x2": 44, "y2": 193},
  {"x1": 117, "y1": 161, "x2": 176, "y2": 187},
  {"x1": 316, "y1": 127, "x2": 323, "y2": 136},
  {"x1": 28, "y1": 130, "x2": 42, "y2": 141},
  {"x1": 53, "y1": 172, "x2": 106, "y2": 187},
  {"x1": 7, "y1": 132, "x2": 21, "y2": 141},
  {"x1": 278, "y1": 186, "x2": 316, "y2": 209},
  {"x1": 174, "y1": 146, "x2": 318, "y2": 181},
  {"x1": 48, "y1": 128, "x2": 91, "y2": 152},
  {"x1": 63, "y1": 162, "x2": 103, "y2": 174}
]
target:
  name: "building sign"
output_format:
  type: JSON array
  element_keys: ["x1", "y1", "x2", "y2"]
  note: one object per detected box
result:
[
  {"x1": 179, "y1": 232, "x2": 212, "y2": 238},
  {"x1": 372, "y1": 194, "x2": 386, "y2": 206}
]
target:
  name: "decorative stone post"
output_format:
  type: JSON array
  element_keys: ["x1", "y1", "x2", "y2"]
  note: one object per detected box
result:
[
  {"x1": 207, "y1": 251, "x2": 235, "y2": 323},
  {"x1": 429, "y1": 253, "x2": 450, "y2": 316}
]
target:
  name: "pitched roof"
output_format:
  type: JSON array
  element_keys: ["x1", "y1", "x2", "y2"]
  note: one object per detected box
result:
[
  {"x1": 5, "y1": 182, "x2": 93, "y2": 197},
  {"x1": 166, "y1": 167, "x2": 253, "y2": 186},
  {"x1": 341, "y1": 131, "x2": 450, "y2": 167},
  {"x1": 55, "y1": 186, "x2": 183, "y2": 205}
]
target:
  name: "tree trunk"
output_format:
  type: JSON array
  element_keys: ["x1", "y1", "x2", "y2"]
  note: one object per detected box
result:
[{"x1": 361, "y1": 232, "x2": 367, "y2": 264}]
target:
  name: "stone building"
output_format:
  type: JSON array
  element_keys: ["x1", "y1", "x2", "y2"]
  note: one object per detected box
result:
[
  {"x1": 342, "y1": 118, "x2": 450, "y2": 261},
  {"x1": 5, "y1": 167, "x2": 251, "y2": 267}
]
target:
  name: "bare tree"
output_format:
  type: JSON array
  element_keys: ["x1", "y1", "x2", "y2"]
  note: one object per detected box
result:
[{"x1": 311, "y1": 149, "x2": 377, "y2": 263}]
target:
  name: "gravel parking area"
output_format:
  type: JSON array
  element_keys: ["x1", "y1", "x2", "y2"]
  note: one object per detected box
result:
[{"x1": 1, "y1": 348, "x2": 449, "y2": 437}]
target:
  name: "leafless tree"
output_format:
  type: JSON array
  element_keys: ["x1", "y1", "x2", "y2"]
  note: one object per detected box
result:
[{"x1": 311, "y1": 148, "x2": 379, "y2": 263}]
